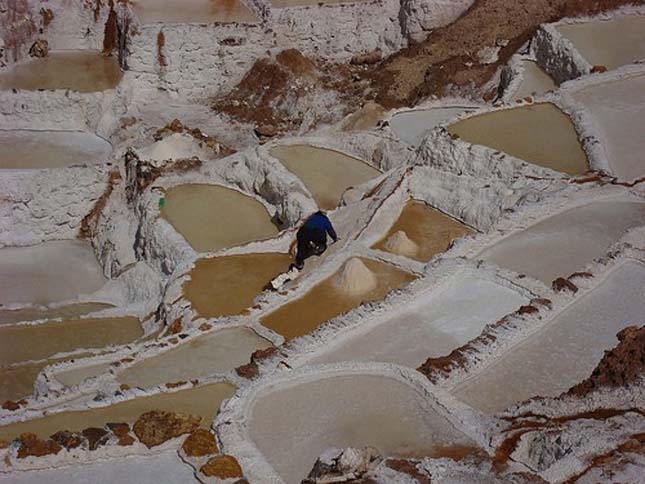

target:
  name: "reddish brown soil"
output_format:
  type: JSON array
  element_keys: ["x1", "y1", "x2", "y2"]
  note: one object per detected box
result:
[
  {"x1": 568, "y1": 326, "x2": 645, "y2": 396},
  {"x1": 385, "y1": 459, "x2": 430, "y2": 484},
  {"x1": 79, "y1": 168, "x2": 121, "y2": 239}
]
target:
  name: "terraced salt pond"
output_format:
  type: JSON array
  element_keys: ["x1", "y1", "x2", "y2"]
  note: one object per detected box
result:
[
  {"x1": 556, "y1": 15, "x2": 645, "y2": 70},
  {"x1": 0, "y1": 240, "x2": 106, "y2": 306},
  {"x1": 448, "y1": 103, "x2": 588, "y2": 175},
  {"x1": 0, "y1": 51, "x2": 122, "y2": 92},
  {"x1": 249, "y1": 372, "x2": 474, "y2": 483},
  {"x1": 130, "y1": 0, "x2": 257, "y2": 24},
  {"x1": 269, "y1": 145, "x2": 381, "y2": 210},
  {"x1": 309, "y1": 278, "x2": 528, "y2": 368},
  {"x1": 0, "y1": 130, "x2": 113, "y2": 169},
  {"x1": 373, "y1": 200, "x2": 473, "y2": 261},
  {"x1": 161, "y1": 184, "x2": 279, "y2": 252},
  {"x1": 453, "y1": 261, "x2": 645, "y2": 413},
  {"x1": 271, "y1": 0, "x2": 371, "y2": 6},
  {"x1": 0, "y1": 382, "x2": 235, "y2": 442},
  {"x1": 185, "y1": 253, "x2": 292, "y2": 318},
  {"x1": 511, "y1": 60, "x2": 556, "y2": 101},
  {"x1": 390, "y1": 107, "x2": 476, "y2": 147},
  {"x1": 0, "y1": 302, "x2": 113, "y2": 326},
  {"x1": 117, "y1": 327, "x2": 272, "y2": 389},
  {"x1": 571, "y1": 73, "x2": 645, "y2": 181},
  {"x1": 479, "y1": 200, "x2": 645, "y2": 283},
  {"x1": 261, "y1": 258, "x2": 415, "y2": 340}
]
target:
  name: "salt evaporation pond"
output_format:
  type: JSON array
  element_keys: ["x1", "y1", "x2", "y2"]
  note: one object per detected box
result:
[
  {"x1": 130, "y1": 0, "x2": 257, "y2": 24},
  {"x1": 571, "y1": 73, "x2": 645, "y2": 181},
  {"x1": 0, "y1": 241, "x2": 106, "y2": 306},
  {"x1": 390, "y1": 107, "x2": 475, "y2": 147},
  {"x1": 511, "y1": 60, "x2": 556, "y2": 101},
  {"x1": 453, "y1": 261, "x2": 645, "y2": 413},
  {"x1": 249, "y1": 373, "x2": 474, "y2": 483},
  {"x1": 269, "y1": 145, "x2": 381, "y2": 210},
  {"x1": 0, "y1": 451, "x2": 194, "y2": 484},
  {"x1": 117, "y1": 327, "x2": 272, "y2": 389},
  {"x1": 0, "y1": 130, "x2": 113, "y2": 169},
  {"x1": 448, "y1": 103, "x2": 588, "y2": 175},
  {"x1": 373, "y1": 200, "x2": 473, "y2": 261},
  {"x1": 556, "y1": 15, "x2": 645, "y2": 70},
  {"x1": 0, "y1": 302, "x2": 113, "y2": 326},
  {"x1": 310, "y1": 278, "x2": 527, "y2": 368},
  {"x1": 185, "y1": 253, "x2": 292, "y2": 318},
  {"x1": 161, "y1": 184, "x2": 278, "y2": 253},
  {"x1": 0, "y1": 381, "x2": 235, "y2": 441},
  {"x1": 271, "y1": 0, "x2": 371, "y2": 6},
  {"x1": 0, "y1": 51, "x2": 122, "y2": 92},
  {"x1": 54, "y1": 361, "x2": 113, "y2": 388},
  {"x1": 261, "y1": 258, "x2": 415, "y2": 340},
  {"x1": 479, "y1": 201, "x2": 645, "y2": 283}
]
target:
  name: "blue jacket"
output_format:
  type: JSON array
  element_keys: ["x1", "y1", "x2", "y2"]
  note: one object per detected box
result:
[{"x1": 303, "y1": 213, "x2": 338, "y2": 241}]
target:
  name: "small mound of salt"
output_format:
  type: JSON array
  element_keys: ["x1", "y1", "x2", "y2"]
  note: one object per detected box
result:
[
  {"x1": 333, "y1": 258, "x2": 377, "y2": 297},
  {"x1": 383, "y1": 230, "x2": 419, "y2": 257}
]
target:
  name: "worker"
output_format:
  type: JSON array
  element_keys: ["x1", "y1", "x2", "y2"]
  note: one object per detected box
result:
[{"x1": 291, "y1": 210, "x2": 339, "y2": 271}]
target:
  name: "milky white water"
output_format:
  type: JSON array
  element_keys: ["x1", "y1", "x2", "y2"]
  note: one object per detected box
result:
[
  {"x1": 448, "y1": 103, "x2": 588, "y2": 175},
  {"x1": 390, "y1": 107, "x2": 476, "y2": 147},
  {"x1": 250, "y1": 373, "x2": 473, "y2": 483},
  {"x1": 453, "y1": 261, "x2": 645, "y2": 413},
  {"x1": 571, "y1": 73, "x2": 645, "y2": 181},
  {"x1": 0, "y1": 131, "x2": 113, "y2": 169},
  {"x1": 309, "y1": 278, "x2": 528, "y2": 368},
  {"x1": 117, "y1": 327, "x2": 272, "y2": 389},
  {"x1": 479, "y1": 201, "x2": 645, "y2": 283},
  {"x1": 0, "y1": 303, "x2": 113, "y2": 326},
  {"x1": 0, "y1": 241, "x2": 106, "y2": 306},
  {"x1": 511, "y1": 60, "x2": 556, "y2": 101},
  {"x1": 556, "y1": 15, "x2": 645, "y2": 70}
]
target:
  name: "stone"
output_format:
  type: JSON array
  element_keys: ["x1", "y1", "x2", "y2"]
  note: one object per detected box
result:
[
  {"x1": 182, "y1": 428, "x2": 218, "y2": 457},
  {"x1": 17, "y1": 433, "x2": 62, "y2": 459},
  {"x1": 254, "y1": 125, "x2": 278, "y2": 138},
  {"x1": 591, "y1": 65, "x2": 608, "y2": 74},
  {"x1": 50, "y1": 430, "x2": 83, "y2": 450},
  {"x1": 28, "y1": 39, "x2": 49, "y2": 58},
  {"x1": 200, "y1": 455, "x2": 243, "y2": 479},
  {"x1": 133, "y1": 410, "x2": 200, "y2": 448},
  {"x1": 350, "y1": 51, "x2": 382, "y2": 65},
  {"x1": 552, "y1": 277, "x2": 578, "y2": 293},
  {"x1": 106, "y1": 422, "x2": 130, "y2": 438},
  {"x1": 169, "y1": 119, "x2": 184, "y2": 132},
  {"x1": 118, "y1": 435, "x2": 135, "y2": 446},
  {"x1": 2, "y1": 400, "x2": 20, "y2": 411},
  {"x1": 82, "y1": 427, "x2": 109, "y2": 451}
]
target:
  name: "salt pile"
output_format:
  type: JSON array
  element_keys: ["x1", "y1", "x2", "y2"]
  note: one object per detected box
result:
[
  {"x1": 136, "y1": 133, "x2": 208, "y2": 165},
  {"x1": 333, "y1": 258, "x2": 378, "y2": 296},
  {"x1": 383, "y1": 230, "x2": 419, "y2": 258}
]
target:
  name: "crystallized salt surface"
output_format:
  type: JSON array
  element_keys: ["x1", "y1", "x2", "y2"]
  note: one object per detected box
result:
[
  {"x1": 448, "y1": 103, "x2": 588, "y2": 175},
  {"x1": 390, "y1": 107, "x2": 475, "y2": 147},
  {"x1": 161, "y1": 184, "x2": 278, "y2": 253},
  {"x1": 269, "y1": 145, "x2": 381, "y2": 210},
  {"x1": 0, "y1": 131, "x2": 113, "y2": 169},
  {"x1": 54, "y1": 361, "x2": 114, "y2": 388},
  {"x1": 479, "y1": 201, "x2": 645, "y2": 283},
  {"x1": 0, "y1": 382, "x2": 236, "y2": 441},
  {"x1": 0, "y1": 241, "x2": 107, "y2": 306},
  {"x1": 309, "y1": 278, "x2": 528, "y2": 368},
  {"x1": 453, "y1": 261, "x2": 645, "y2": 413},
  {"x1": 131, "y1": 0, "x2": 257, "y2": 24},
  {"x1": 511, "y1": 60, "x2": 556, "y2": 101},
  {"x1": 571, "y1": 73, "x2": 645, "y2": 181},
  {"x1": 0, "y1": 51, "x2": 122, "y2": 92},
  {"x1": 261, "y1": 258, "x2": 415, "y2": 340},
  {"x1": 0, "y1": 451, "x2": 195, "y2": 483},
  {"x1": 117, "y1": 327, "x2": 272, "y2": 389},
  {"x1": 556, "y1": 15, "x2": 645, "y2": 70},
  {"x1": 136, "y1": 133, "x2": 209, "y2": 163},
  {"x1": 250, "y1": 374, "x2": 473, "y2": 483},
  {"x1": 0, "y1": 303, "x2": 113, "y2": 326}
]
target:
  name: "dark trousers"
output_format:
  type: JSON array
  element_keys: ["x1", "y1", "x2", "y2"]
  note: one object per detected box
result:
[{"x1": 294, "y1": 225, "x2": 327, "y2": 269}]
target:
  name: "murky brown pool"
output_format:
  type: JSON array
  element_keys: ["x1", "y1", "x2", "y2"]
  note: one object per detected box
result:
[
  {"x1": 512, "y1": 60, "x2": 556, "y2": 101},
  {"x1": 0, "y1": 51, "x2": 122, "y2": 92},
  {"x1": 261, "y1": 258, "x2": 415, "y2": 340},
  {"x1": 130, "y1": 0, "x2": 257, "y2": 24},
  {"x1": 0, "y1": 303, "x2": 113, "y2": 326},
  {"x1": 269, "y1": 145, "x2": 381, "y2": 210},
  {"x1": 185, "y1": 252, "x2": 292, "y2": 318},
  {"x1": 161, "y1": 184, "x2": 279, "y2": 253},
  {"x1": 117, "y1": 327, "x2": 272, "y2": 389},
  {"x1": 448, "y1": 103, "x2": 588, "y2": 175},
  {"x1": 0, "y1": 382, "x2": 236, "y2": 441},
  {"x1": 373, "y1": 200, "x2": 473, "y2": 261},
  {"x1": 250, "y1": 373, "x2": 473, "y2": 483}
]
